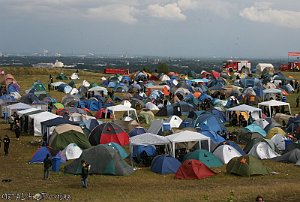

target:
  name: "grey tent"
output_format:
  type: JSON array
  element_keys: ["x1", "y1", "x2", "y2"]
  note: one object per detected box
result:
[
  {"x1": 64, "y1": 144, "x2": 133, "y2": 176},
  {"x1": 272, "y1": 149, "x2": 300, "y2": 164}
]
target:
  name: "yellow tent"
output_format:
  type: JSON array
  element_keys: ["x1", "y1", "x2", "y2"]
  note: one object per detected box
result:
[{"x1": 266, "y1": 127, "x2": 286, "y2": 139}]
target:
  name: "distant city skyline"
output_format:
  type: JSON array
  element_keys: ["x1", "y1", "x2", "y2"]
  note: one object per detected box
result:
[{"x1": 0, "y1": 0, "x2": 299, "y2": 58}]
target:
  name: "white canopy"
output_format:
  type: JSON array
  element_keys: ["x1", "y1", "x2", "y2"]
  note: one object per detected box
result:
[
  {"x1": 106, "y1": 105, "x2": 139, "y2": 122},
  {"x1": 130, "y1": 133, "x2": 170, "y2": 146},
  {"x1": 16, "y1": 108, "x2": 41, "y2": 116},
  {"x1": 166, "y1": 131, "x2": 210, "y2": 157},
  {"x1": 88, "y1": 86, "x2": 108, "y2": 95},
  {"x1": 258, "y1": 100, "x2": 291, "y2": 117},
  {"x1": 29, "y1": 112, "x2": 60, "y2": 136},
  {"x1": 226, "y1": 104, "x2": 262, "y2": 120},
  {"x1": 6, "y1": 103, "x2": 32, "y2": 117},
  {"x1": 262, "y1": 88, "x2": 282, "y2": 101}
]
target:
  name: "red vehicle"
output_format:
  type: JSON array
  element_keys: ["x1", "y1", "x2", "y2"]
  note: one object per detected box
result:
[
  {"x1": 280, "y1": 62, "x2": 300, "y2": 71},
  {"x1": 223, "y1": 60, "x2": 251, "y2": 72},
  {"x1": 104, "y1": 68, "x2": 129, "y2": 75}
]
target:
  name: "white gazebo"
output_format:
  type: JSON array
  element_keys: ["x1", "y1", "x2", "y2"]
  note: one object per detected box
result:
[
  {"x1": 106, "y1": 105, "x2": 139, "y2": 122},
  {"x1": 262, "y1": 88, "x2": 282, "y2": 101},
  {"x1": 226, "y1": 104, "x2": 262, "y2": 120},
  {"x1": 258, "y1": 100, "x2": 291, "y2": 117},
  {"x1": 166, "y1": 131, "x2": 210, "y2": 157}
]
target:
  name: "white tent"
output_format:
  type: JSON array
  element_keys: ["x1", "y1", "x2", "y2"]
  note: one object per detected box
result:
[
  {"x1": 256, "y1": 63, "x2": 274, "y2": 75},
  {"x1": 213, "y1": 145, "x2": 242, "y2": 164},
  {"x1": 82, "y1": 80, "x2": 90, "y2": 88},
  {"x1": 6, "y1": 102, "x2": 32, "y2": 117},
  {"x1": 69, "y1": 88, "x2": 79, "y2": 95},
  {"x1": 106, "y1": 105, "x2": 139, "y2": 122},
  {"x1": 62, "y1": 143, "x2": 83, "y2": 160},
  {"x1": 29, "y1": 112, "x2": 60, "y2": 136},
  {"x1": 88, "y1": 86, "x2": 108, "y2": 95},
  {"x1": 70, "y1": 73, "x2": 79, "y2": 80},
  {"x1": 253, "y1": 119, "x2": 269, "y2": 129},
  {"x1": 258, "y1": 100, "x2": 291, "y2": 117},
  {"x1": 130, "y1": 133, "x2": 170, "y2": 146},
  {"x1": 166, "y1": 115, "x2": 183, "y2": 128},
  {"x1": 160, "y1": 74, "x2": 170, "y2": 81},
  {"x1": 145, "y1": 102, "x2": 159, "y2": 110},
  {"x1": 248, "y1": 142, "x2": 280, "y2": 159},
  {"x1": 166, "y1": 131, "x2": 210, "y2": 157},
  {"x1": 16, "y1": 107, "x2": 41, "y2": 116},
  {"x1": 51, "y1": 81, "x2": 66, "y2": 90},
  {"x1": 262, "y1": 88, "x2": 282, "y2": 101},
  {"x1": 226, "y1": 104, "x2": 262, "y2": 120},
  {"x1": 271, "y1": 134, "x2": 287, "y2": 151}
]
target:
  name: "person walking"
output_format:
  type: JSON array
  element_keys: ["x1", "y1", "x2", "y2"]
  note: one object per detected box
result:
[
  {"x1": 81, "y1": 160, "x2": 91, "y2": 188},
  {"x1": 3, "y1": 135, "x2": 10, "y2": 156},
  {"x1": 15, "y1": 119, "x2": 21, "y2": 140},
  {"x1": 296, "y1": 96, "x2": 300, "y2": 107},
  {"x1": 43, "y1": 154, "x2": 52, "y2": 180}
]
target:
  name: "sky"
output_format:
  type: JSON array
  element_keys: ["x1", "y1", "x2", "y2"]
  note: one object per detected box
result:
[{"x1": 0, "y1": 0, "x2": 300, "y2": 58}]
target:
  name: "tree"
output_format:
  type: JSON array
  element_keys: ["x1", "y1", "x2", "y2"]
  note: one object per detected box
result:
[{"x1": 157, "y1": 62, "x2": 169, "y2": 74}]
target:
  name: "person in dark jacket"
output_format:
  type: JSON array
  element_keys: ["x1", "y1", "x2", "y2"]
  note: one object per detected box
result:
[
  {"x1": 81, "y1": 160, "x2": 91, "y2": 188},
  {"x1": 15, "y1": 119, "x2": 21, "y2": 140},
  {"x1": 3, "y1": 135, "x2": 10, "y2": 156},
  {"x1": 43, "y1": 154, "x2": 52, "y2": 180}
]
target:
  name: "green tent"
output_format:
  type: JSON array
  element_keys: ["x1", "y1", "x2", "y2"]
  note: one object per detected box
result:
[
  {"x1": 53, "y1": 102, "x2": 64, "y2": 110},
  {"x1": 226, "y1": 155, "x2": 271, "y2": 177},
  {"x1": 183, "y1": 149, "x2": 223, "y2": 168},
  {"x1": 64, "y1": 144, "x2": 134, "y2": 176},
  {"x1": 56, "y1": 73, "x2": 68, "y2": 80},
  {"x1": 49, "y1": 124, "x2": 91, "y2": 150}
]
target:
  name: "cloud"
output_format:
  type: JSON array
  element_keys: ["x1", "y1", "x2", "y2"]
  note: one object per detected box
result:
[
  {"x1": 147, "y1": 3, "x2": 186, "y2": 21},
  {"x1": 86, "y1": 4, "x2": 138, "y2": 24},
  {"x1": 178, "y1": 0, "x2": 234, "y2": 18},
  {"x1": 240, "y1": 3, "x2": 300, "y2": 28}
]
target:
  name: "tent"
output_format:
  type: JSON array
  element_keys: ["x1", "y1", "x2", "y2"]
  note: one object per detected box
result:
[
  {"x1": 62, "y1": 143, "x2": 83, "y2": 160},
  {"x1": 166, "y1": 115, "x2": 183, "y2": 129},
  {"x1": 245, "y1": 124, "x2": 267, "y2": 137},
  {"x1": 266, "y1": 127, "x2": 286, "y2": 139},
  {"x1": 5, "y1": 102, "x2": 32, "y2": 117},
  {"x1": 248, "y1": 142, "x2": 280, "y2": 159},
  {"x1": 272, "y1": 149, "x2": 300, "y2": 164},
  {"x1": 70, "y1": 73, "x2": 79, "y2": 80},
  {"x1": 226, "y1": 155, "x2": 271, "y2": 176},
  {"x1": 128, "y1": 127, "x2": 147, "y2": 137},
  {"x1": 49, "y1": 124, "x2": 91, "y2": 150},
  {"x1": 226, "y1": 104, "x2": 262, "y2": 121},
  {"x1": 29, "y1": 146, "x2": 52, "y2": 164},
  {"x1": 258, "y1": 100, "x2": 291, "y2": 118},
  {"x1": 89, "y1": 122, "x2": 129, "y2": 146},
  {"x1": 105, "y1": 142, "x2": 129, "y2": 159},
  {"x1": 166, "y1": 131, "x2": 210, "y2": 158},
  {"x1": 183, "y1": 149, "x2": 223, "y2": 168},
  {"x1": 270, "y1": 134, "x2": 287, "y2": 151},
  {"x1": 56, "y1": 73, "x2": 68, "y2": 80},
  {"x1": 151, "y1": 155, "x2": 181, "y2": 174},
  {"x1": 175, "y1": 159, "x2": 216, "y2": 180},
  {"x1": 106, "y1": 105, "x2": 139, "y2": 122},
  {"x1": 194, "y1": 113, "x2": 227, "y2": 135},
  {"x1": 64, "y1": 144, "x2": 134, "y2": 176},
  {"x1": 29, "y1": 111, "x2": 60, "y2": 136},
  {"x1": 213, "y1": 145, "x2": 242, "y2": 164}
]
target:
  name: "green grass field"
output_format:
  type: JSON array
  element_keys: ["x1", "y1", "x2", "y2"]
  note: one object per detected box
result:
[{"x1": 0, "y1": 68, "x2": 300, "y2": 201}]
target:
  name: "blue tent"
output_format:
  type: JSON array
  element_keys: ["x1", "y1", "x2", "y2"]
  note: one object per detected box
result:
[
  {"x1": 29, "y1": 146, "x2": 51, "y2": 163},
  {"x1": 151, "y1": 155, "x2": 181, "y2": 174},
  {"x1": 210, "y1": 108, "x2": 225, "y2": 122},
  {"x1": 245, "y1": 123, "x2": 267, "y2": 137},
  {"x1": 128, "y1": 127, "x2": 147, "y2": 137},
  {"x1": 131, "y1": 145, "x2": 156, "y2": 162},
  {"x1": 199, "y1": 93, "x2": 213, "y2": 102},
  {"x1": 194, "y1": 113, "x2": 227, "y2": 134},
  {"x1": 7, "y1": 83, "x2": 20, "y2": 94},
  {"x1": 200, "y1": 130, "x2": 225, "y2": 144},
  {"x1": 105, "y1": 142, "x2": 129, "y2": 159}
]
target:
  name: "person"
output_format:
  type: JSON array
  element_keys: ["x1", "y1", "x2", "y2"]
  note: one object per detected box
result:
[
  {"x1": 81, "y1": 160, "x2": 91, "y2": 188},
  {"x1": 43, "y1": 154, "x2": 52, "y2": 180},
  {"x1": 238, "y1": 113, "x2": 244, "y2": 126},
  {"x1": 8, "y1": 114, "x2": 15, "y2": 130},
  {"x1": 256, "y1": 195, "x2": 264, "y2": 202},
  {"x1": 231, "y1": 112, "x2": 237, "y2": 126},
  {"x1": 3, "y1": 135, "x2": 10, "y2": 156},
  {"x1": 15, "y1": 119, "x2": 21, "y2": 140},
  {"x1": 296, "y1": 96, "x2": 300, "y2": 107}
]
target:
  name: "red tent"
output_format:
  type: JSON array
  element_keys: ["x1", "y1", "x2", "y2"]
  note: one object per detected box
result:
[
  {"x1": 89, "y1": 122, "x2": 129, "y2": 146},
  {"x1": 175, "y1": 159, "x2": 216, "y2": 180},
  {"x1": 211, "y1": 71, "x2": 221, "y2": 79}
]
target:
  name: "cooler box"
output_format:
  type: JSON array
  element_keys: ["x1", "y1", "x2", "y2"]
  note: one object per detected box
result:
[
  {"x1": 52, "y1": 157, "x2": 61, "y2": 172},
  {"x1": 162, "y1": 123, "x2": 171, "y2": 131},
  {"x1": 284, "y1": 140, "x2": 293, "y2": 149}
]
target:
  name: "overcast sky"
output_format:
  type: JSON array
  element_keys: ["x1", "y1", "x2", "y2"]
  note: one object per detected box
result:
[{"x1": 0, "y1": 0, "x2": 299, "y2": 58}]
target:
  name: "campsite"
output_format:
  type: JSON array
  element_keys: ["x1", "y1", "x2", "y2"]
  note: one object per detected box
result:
[{"x1": 1, "y1": 67, "x2": 300, "y2": 201}]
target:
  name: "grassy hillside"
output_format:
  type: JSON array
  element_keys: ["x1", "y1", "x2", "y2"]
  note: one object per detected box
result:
[{"x1": 0, "y1": 68, "x2": 300, "y2": 201}]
